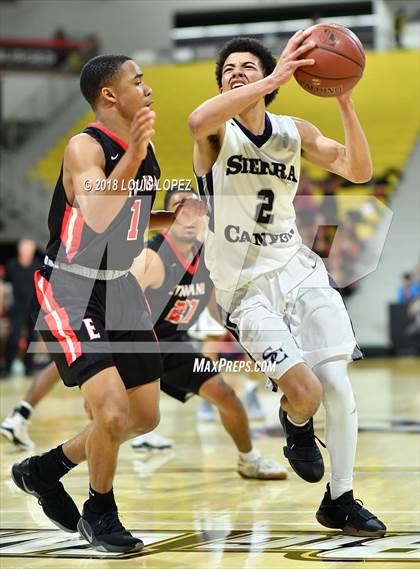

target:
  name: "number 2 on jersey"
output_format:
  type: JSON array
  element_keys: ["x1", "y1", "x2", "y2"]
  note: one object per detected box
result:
[
  {"x1": 127, "y1": 199, "x2": 141, "y2": 240},
  {"x1": 255, "y1": 189, "x2": 274, "y2": 224}
]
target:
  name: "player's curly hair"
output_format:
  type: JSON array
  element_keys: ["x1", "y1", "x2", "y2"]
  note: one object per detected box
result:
[
  {"x1": 215, "y1": 37, "x2": 278, "y2": 106},
  {"x1": 80, "y1": 54, "x2": 131, "y2": 107}
]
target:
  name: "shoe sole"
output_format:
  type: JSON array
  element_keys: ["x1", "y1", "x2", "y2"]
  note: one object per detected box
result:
[
  {"x1": 316, "y1": 513, "x2": 386, "y2": 538},
  {"x1": 77, "y1": 518, "x2": 144, "y2": 553},
  {"x1": 238, "y1": 470, "x2": 288, "y2": 480},
  {"x1": 132, "y1": 444, "x2": 173, "y2": 451},
  {"x1": 11, "y1": 464, "x2": 78, "y2": 533},
  {"x1": 0, "y1": 427, "x2": 33, "y2": 451}
]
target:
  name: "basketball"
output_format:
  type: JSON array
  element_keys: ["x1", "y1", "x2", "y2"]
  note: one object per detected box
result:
[{"x1": 294, "y1": 24, "x2": 365, "y2": 97}]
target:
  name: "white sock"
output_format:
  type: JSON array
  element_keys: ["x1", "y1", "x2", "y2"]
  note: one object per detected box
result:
[
  {"x1": 239, "y1": 448, "x2": 260, "y2": 462},
  {"x1": 287, "y1": 414, "x2": 309, "y2": 427},
  {"x1": 314, "y1": 358, "x2": 357, "y2": 501}
]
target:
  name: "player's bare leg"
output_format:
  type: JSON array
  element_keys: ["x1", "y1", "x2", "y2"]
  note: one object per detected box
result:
[
  {"x1": 0, "y1": 361, "x2": 60, "y2": 450},
  {"x1": 64, "y1": 377, "x2": 160, "y2": 468},
  {"x1": 199, "y1": 374, "x2": 287, "y2": 480},
  {"x1": 199, "y1": 374, "x2": 252, "y2": 452}
]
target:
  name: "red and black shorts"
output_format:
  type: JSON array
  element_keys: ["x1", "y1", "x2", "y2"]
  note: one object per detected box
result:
[{"x1": 33, "y1": 267, "x2": 162, "y2": 389}]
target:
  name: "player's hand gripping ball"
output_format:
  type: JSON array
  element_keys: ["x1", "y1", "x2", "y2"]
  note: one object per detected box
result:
[{"x1": 294, "y1": 24, "x2": 365, "y2": 97}]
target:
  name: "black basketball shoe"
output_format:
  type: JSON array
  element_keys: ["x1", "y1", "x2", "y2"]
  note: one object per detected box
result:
[
  {"x1": 11, "y1": 456, "x2": 80, "y2": 532},
  {"x1": 316, "y1": 484, "x2": 386, "y2": 537},
  {"x1": 279, "y1": 407, "x2": 325, "y2": 483},
  {"x1": 78, "y1": 505, "x2": 144, "y2": 553}
]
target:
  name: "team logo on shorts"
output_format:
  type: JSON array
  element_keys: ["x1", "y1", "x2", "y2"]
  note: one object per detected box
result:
[{"x1": 262, "y1": 346, "x2": 288, "y2": 365}]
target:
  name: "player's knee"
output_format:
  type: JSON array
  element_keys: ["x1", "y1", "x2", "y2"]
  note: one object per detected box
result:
[
  {"x1": 145, "y1": 409, "x2": 160, "y2": 432},
  {"x1": 315, "y1": 361, "x2": 353, "y2": 403},
  {"x1": 213, "y1": 381, "x2": 239, "y2": 411},
  {"x1": 200, "y1": 376, "x2": 238, "y2": 410},
  {"x1": 100, "y1": 407, "x2": 129, "y2": 438},
  {"x1": 285, "y1": 375, "x2": 322, "y2": 416},
  {"x1": 131, "y1": 408, "x2": 160, "y2": 436}
]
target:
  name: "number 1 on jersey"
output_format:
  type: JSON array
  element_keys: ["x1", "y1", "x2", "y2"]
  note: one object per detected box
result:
[{"x1": 127, "y1": 199, "x2": 141, "y2": 241}]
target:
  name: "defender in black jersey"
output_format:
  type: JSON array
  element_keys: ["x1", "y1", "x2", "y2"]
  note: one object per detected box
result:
[
  {"x1": 130, "y1": 188, "x2": 287, "y2": 480},
  {"x1": 12, "y1": 55, "x2": 206, "y2": 554}
]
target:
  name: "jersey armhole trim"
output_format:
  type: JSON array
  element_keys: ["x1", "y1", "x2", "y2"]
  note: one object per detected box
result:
[{"x1": 88, "y1": 122, "x2": 128, "y2": 151}]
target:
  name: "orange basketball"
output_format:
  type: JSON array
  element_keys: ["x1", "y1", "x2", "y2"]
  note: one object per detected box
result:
[{"x1": 294, "y1": 24, "x2": 365, "y2": 97}]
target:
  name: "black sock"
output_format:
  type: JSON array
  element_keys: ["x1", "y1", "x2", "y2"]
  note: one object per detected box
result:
[
  {"x1": 86, "y1": 486, "x2": 117, "y2": 515},
  {"x1": 15, "y1": 402, "x2": 31, "y2": 420},
  {"x1": 35, "y1": 444, "x2": 77, "y2": 483}
]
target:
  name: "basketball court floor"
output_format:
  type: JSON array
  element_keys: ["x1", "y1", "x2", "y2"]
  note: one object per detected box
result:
[{"x1": 0, "y1": 357, "x2": 419, "y2": 568}]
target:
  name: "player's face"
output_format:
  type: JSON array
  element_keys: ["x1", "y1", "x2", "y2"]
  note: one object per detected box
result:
[
  {"x1": 168, "y1": 192, "x2": 202, "y2": 243},
  {"x1": 113, "y1": 60, "x2": 153, "y2": 120},
  {"x1": 220, "y1": 52, "x2": 264, "y2": 94}
]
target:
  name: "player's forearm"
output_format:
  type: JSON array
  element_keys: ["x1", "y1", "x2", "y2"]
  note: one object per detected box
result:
[
  {"x1": 337, "y1": 98, "x2": 372, "y2": 183},
  {"x1": 79, "y1": 150, "x2": 147, "y2": 233},
  {"x1": 188, "y1": 76, "x2": 277, "y2": 139}
]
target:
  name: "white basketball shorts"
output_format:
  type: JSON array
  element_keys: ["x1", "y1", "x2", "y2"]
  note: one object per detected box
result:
[{"x1": 217, "y1": 246, "x2": 360, "y2": 380}]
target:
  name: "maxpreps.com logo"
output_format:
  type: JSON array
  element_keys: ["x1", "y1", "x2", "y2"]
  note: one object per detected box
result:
[{"x1": 0, "y1": 529, "x2": 418, "y2": 561}]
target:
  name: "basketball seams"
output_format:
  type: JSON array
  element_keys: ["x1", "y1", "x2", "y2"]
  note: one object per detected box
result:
[
  {"x1": 296, "y1": 68, "x2": 361, "y2": 82},
  {"x1": 340, "y1": 32, "x2": 366, "y2": 64},
  {"x1": 313, "y1": 46, "x2": 364, "y2": 71}
]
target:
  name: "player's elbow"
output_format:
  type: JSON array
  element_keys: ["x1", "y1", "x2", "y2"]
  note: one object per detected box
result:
[
  {"x1": 188, "y1": 111, "x2": 206, "y2": 139},
  {"x1": 347, "y1": 164, "x2": 373, "y2": 184},
  {"x1": 349, "y1": 169, "x2": 373, "y2": 184}
]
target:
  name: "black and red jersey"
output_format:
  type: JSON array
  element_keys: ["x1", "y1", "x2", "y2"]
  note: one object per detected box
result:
[
  {"x1": 145, "y1": 231, "x2": 213, "y2": 339},
  {"x1": 45, "y1": 122, "x2": 160, "y2": 271}
]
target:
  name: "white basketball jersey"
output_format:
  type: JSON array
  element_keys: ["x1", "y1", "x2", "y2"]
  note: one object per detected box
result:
[{"x1": 196, "y1": 112, "x2": 302, "y2": 305}]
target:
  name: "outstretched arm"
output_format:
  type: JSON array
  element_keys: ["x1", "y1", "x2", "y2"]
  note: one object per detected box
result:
[
  {"x1": 189, "y1": 30, "x2": 316, "y2": 175},
  {"x1": 148, "y1": 198, "x2": 207, "y2": 231},
  {"x1": 294, "y1": 91, "x2": 372, "y2": 183},
  {"x1": 188, "y1": 30, "x2": 315, "y2": 140}
]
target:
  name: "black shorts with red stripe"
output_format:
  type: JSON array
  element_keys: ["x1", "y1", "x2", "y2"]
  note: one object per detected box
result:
[{"x1": 33, "y1": 267, "x2": 162, "y2": 389}]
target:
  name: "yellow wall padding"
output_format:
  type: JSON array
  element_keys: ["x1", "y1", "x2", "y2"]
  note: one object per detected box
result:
[{"x1": 28, "y1": 50, "x2": 420, "y2": 211}]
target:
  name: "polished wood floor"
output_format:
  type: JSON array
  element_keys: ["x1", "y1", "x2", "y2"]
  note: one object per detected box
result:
[{"x1": 0, "y1": 357, "x2": 419, "y2": 568}]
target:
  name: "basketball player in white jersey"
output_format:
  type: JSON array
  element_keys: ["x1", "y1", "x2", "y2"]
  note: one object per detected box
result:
[{"x1": 189, "y1": 31, "x2": 386, "y2": 536}]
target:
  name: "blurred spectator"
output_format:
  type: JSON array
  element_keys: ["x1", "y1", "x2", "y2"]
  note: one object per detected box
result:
[
  {"x1": 52, "y1": 28, "x2": 70, "y2": 68},
  {"x1": 0, "y1": 239, "x2": 41, "y2": 379},
  {"x1": 397, "y1": 272, "x2": 419, "y2": 304},
  {"x1": 83, "y1": 34, "x2": 100, "y2": 61},
  {"x1": 394, "y1": 8, "x2": 406, "y2": 49},
  {"x1": 68, "y1": 34, "x2": 100, "y2": 72}
]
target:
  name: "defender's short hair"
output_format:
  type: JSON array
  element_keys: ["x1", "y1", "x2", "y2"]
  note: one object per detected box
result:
[
  {"x1": 215, "y1": 37, "x2": 278, "y2": 106},
  {"x1": 164, "y1": 184, "x2": 197, "y2": 210},
  {"x1": 80, "y1": 54, "x2": 131, "y2": 107}
]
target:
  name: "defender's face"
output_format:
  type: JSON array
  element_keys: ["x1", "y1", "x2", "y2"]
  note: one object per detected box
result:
[
  {"x1": 168, "y1": 192, "x2": 202, "y2": 243},
  {"x1": 113, "y1": 60, "x2": 153, "y2": 119},
  {"x1": 220, "y1": 52, "x2": 265, "y2": 94}
]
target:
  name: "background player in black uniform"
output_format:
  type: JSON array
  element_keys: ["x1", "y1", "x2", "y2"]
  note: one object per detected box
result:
[
  {"x1": 130, "y1": 187, "x2": 287, "y2": 480},
  {"x1": 0, "y1": 239, "x2": 41, "y2": 379},
  {"x1": 11, "y1": 55, "x2": 204, "y2": 554}
]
